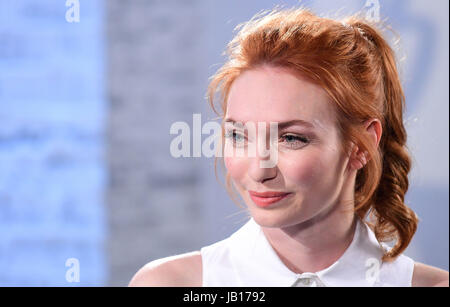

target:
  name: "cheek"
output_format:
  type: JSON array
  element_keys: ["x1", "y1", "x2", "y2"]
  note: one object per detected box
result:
[
  {"x1": 278, "y1": 153, "x2": 323, "y2": 187},
  {"x1": 224, "y1": 157, "x2": 247, "y2": 181},
  {"x1": 280, "y1": 150, "x2": 332, "y2": 187}
]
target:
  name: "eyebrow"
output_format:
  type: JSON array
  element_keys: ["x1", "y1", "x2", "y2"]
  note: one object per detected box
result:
[{"x1": 224, "y1": 118, "x2": 315, "y2": 129}]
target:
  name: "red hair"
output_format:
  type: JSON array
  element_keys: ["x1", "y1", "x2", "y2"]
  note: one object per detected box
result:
[{"x1": 207, "y1": 6, "x2": 418, "y2": 262}]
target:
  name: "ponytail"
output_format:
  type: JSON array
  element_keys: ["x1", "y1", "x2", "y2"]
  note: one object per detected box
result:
[{"x1": 349, "y1": 20, "x2": 418, "y2": 261}]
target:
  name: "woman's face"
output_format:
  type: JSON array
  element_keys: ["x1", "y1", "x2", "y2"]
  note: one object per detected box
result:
[{"x1": 223, "y1": 65, "x2": 354, "y2": 228}]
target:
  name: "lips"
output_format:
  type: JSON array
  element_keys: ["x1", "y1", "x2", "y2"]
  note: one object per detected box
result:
[{"x1": 248, "y1": 190, "x2": 292, "y2": 208}]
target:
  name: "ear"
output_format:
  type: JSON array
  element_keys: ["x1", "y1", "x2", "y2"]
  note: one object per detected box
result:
[
  {"x1": 364, "y1": 118, "x2": 382, "y2": 150},
  {"x1": 348, "y1": 143, "x2": 367, "y2": 171},
  {"x1": 348, "y1": 119, "x2": 383, "y2": 171}
]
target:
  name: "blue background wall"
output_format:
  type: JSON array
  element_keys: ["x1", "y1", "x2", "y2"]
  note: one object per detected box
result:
[{"x1": 0, "y1": 0, "x2": 106, "y2": 286}]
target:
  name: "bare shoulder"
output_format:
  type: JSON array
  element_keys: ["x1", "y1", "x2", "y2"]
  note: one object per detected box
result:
[
  {"x1": 128, "y1": 251, "x2": 202, "y2": 287},
  {"x1": 412, "y1": 262, "x2": 449, "y2": 287}
]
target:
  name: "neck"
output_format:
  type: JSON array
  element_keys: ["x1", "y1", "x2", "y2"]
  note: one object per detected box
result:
[{"x1": 261, "y1": 190, "x2": 358, "y2": 274}]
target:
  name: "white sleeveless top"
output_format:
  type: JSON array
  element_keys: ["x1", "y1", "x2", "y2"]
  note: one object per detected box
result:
[{"x1": 200, "y1": 216, "x2": 415, "y2": 287}]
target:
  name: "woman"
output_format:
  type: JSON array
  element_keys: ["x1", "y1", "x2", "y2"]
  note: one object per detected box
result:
[{"x1": 129, "y1": 7, "x2": 449, "y2": 287}]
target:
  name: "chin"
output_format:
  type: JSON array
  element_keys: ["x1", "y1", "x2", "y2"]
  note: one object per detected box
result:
[{"x1": 249, "y1": 209, "x2": 304, "y2": 228}]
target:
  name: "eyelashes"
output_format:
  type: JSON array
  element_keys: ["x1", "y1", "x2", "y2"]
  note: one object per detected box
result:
[
  {"x1": 224, "y1": 130, "x2": 310, "y2": 149},
  {"x1": 224, "y1": 130, "x2": 245, "y2": 143},
  {"x1": 280, "y1": 134, "x2": 310, "y2": 148}
]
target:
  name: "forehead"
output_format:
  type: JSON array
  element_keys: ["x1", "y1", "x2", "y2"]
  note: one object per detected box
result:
[{"x1": 226, "y1": 66, "x2": 336, "y2": 129}]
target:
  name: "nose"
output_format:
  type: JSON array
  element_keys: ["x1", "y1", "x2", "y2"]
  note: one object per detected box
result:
[{"x1": 248, "y1": 149, "x2": 278, "y2": 183}]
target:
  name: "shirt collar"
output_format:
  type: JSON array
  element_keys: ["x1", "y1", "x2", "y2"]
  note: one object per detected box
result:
[{"x1": 229, "y1": 215, "x2": 386, "y2": 287}]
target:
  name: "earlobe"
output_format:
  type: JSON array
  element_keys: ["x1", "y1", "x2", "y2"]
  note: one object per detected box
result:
[
  {"x1": 348, "y1": 143, "x2": 368, "y2": 171},
  {"x1": 347, "y1": 119, "x2": 382, "y2": 171}
]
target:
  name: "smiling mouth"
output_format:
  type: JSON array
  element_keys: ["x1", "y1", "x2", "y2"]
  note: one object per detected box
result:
[{"x1": 248, "y1": 191, "x2": 292, "y2": 208}]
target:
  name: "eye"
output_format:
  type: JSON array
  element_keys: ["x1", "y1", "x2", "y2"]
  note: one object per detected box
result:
[
  {"x1": 280, "y1": 134, "x2": 310, "y2": 148},
  {"x1": 224, "y1": 129, "x2": 246, "y2": 144}
]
